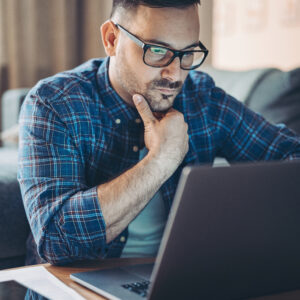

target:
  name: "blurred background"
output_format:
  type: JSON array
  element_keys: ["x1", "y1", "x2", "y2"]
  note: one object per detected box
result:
[{"x1": 0, "y1": 0, "x2": 300, "y2": 136}]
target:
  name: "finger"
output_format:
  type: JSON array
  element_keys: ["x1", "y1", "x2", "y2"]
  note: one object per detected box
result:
[
  {"x1": 165, "y1": 108, "x2": 184, "y2": 120},
  {"x1": 133, "y1": 94, "x2": 156, "y2": 124}
]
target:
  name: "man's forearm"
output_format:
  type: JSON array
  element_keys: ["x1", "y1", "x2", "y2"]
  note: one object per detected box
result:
[
  {"x1": 97, "y1": 152, "x2": 172, "y2": 243},
  {"x1": 98, "y1": 94, "x2": 189, "y2": 244}
]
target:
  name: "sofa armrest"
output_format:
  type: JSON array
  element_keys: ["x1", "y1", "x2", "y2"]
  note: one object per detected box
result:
[
  {"x1": 0, "y1": 148, "x2": 30, "y2": 265},
  {"x1": 1, "y1": 88, "x2": 30, "y2": 147},
  {"x1": 1, "y1": 88, "x2": 30, "y2": 131}
]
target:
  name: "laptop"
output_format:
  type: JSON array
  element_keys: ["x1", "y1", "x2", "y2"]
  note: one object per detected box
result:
[{"x1": 71, "y1": 160, "x2": 300, "y2": 300}]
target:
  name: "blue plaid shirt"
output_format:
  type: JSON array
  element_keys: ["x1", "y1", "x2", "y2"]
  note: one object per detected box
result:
[{"x1": 18, "y1": 57, "x2": 300, "y2": 265}]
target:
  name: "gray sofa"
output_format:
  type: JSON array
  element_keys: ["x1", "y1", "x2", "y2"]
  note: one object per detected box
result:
[
  {"x1": 0, "y1": 89, "x2": 30, "y2": 270},
  {"x1": 0, "y1": 67, "x2": 299, "y2": 270}
]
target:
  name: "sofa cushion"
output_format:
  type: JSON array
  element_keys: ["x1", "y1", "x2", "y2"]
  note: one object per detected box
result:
[
  {"x1": 201, "y1": 66, "x2": 275, "y2": 103},
  {"x1": 202, "y1": 66, "x2": 300, "y2": 134},
  {"x1": 0, "y1": 147, "x2": 30, "y2": 260},
  {"x1": 245, "y1": 68, "x2": 300, "y2": 134}
]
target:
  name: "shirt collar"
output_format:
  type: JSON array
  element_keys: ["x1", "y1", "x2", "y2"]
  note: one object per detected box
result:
[{"x1": 97, "y1": 57, "x2": 141, "y2": 126}]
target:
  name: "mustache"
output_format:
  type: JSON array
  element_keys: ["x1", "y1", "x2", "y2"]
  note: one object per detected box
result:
[{"x1": 152, "y1": 79, "x2": 183, "y2": 90}]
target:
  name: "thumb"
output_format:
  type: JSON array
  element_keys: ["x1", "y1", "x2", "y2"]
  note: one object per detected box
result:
[{"x1": 133, "y1": 94, "x2": 156, "y2": 124}]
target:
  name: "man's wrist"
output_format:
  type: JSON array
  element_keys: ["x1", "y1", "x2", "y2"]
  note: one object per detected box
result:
[{"x1": 145, "y1": 150, "x2": 180, "y2": 180}]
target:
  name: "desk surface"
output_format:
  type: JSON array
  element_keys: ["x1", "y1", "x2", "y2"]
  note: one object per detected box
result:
[
  {"x1": 5, "y1": 258, "x2": 300, "y2": 300},
  {"x1": 45, "y1": 257, "x2": 154, "y2": 300}
]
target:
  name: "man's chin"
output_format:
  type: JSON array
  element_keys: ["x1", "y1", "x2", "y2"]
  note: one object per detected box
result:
[
  {"x1": 153, "y1": 111, "x2": 167, "y2": 119},
  {"x1": 140, "y1": 90, "x2": 177, "y2": 112},
  {"x1": 150, "y1": 103, "x2": 172, "y2": 113},
  {"x1": 149, "y1": 96, "x2": 175, "y2": 112}
]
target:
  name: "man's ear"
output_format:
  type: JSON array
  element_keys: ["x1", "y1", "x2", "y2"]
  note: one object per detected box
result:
[{"x1": 101, "y1": 20, "x2": 119, "y2": 56}]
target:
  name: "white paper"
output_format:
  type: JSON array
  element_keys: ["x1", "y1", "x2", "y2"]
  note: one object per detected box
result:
[{"x1": 0, "y1": 266, "x2": 85, "y2": 299}]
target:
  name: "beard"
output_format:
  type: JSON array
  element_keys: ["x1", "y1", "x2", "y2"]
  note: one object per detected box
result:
[
  {"x1": 143, "y1": 78, "x2": 183, "y2": 112},
  {"x1": 115, "y1": 56, "x2": 183, "y2": 112}
]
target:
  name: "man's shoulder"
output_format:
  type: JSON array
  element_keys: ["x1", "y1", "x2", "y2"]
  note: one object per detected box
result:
[
  {"x1": 29, "y1": 58, "x2": 105, "y2": 104},
  {"x1": 180, "y1": 70, "x2": 225, "y2": 108},
  {"x1": 184, "y1": 69, "x2": 216, "y2": 91},
  {"x1": 179, "y1": 69, "x2": 241, "y2": 118}
]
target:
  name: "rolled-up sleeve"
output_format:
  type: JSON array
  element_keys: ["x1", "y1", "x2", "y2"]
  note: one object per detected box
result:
[{"x1": 18, "y1": 89, "x2": 107, "y2": 265}]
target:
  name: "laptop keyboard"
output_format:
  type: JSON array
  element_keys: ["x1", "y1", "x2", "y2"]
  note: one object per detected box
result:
[{"x1": 121, "y1": 280, "x2": 150, "y2": 298}]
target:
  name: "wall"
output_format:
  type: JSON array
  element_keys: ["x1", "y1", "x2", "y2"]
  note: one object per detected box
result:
[
  {"x1": 212, "y1": 0, "x2": 300, "y2": 70},
  {"x1": 199, "y1": 0, "x2": 214, "y2": 65},
  {"x1": 0, "y1": 0, "x2": 112, "y2": 91}
]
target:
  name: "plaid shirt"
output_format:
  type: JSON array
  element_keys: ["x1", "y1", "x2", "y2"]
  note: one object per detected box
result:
[{"x1": 18, "y1": 57, "x2": 300, "y2": 265}]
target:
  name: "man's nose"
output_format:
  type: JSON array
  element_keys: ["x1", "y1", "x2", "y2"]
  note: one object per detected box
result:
[{"x1": 161, "y1": 57, "x2": 182, "y2": 82}]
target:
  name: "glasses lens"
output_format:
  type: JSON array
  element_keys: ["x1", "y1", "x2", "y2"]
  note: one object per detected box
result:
[
  {"x1": 181, "y1": 51, "x2": 205, "y2": 69},
  {"x1": 144, "y1": 46, "x2": 206, "y2": 69},
  {"x1": 144, "y1": 46, "x2": 173, "y2": 67}
]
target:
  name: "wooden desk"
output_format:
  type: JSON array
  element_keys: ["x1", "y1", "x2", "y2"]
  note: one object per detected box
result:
[
  {"x1": 5, "y1": 257, "x2": 300, "y2": 300},
  {"x1": 45, "y1": 257, "x2": 155, "y2": 300}
]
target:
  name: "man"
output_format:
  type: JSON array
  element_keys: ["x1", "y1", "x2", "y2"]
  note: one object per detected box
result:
[{"x1": 18, "y1": 0, "x2": 300, "y2": 265}]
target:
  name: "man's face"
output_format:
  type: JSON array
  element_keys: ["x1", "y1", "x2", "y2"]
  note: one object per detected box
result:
[{"x1": 111, "y1": 5, "x2": 200, "y2": 112}]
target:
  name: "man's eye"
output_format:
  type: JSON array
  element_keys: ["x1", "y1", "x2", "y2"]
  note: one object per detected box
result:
[
  {"x1": 183, "y1": 52, "x2": 194, "y2": 58},
  {"x1": 150, "y1": 47, "x2": 167, "y2": 55}
]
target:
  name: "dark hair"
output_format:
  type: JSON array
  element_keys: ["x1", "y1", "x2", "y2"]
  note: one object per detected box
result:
[{"x1": 111, "y1": 0, "x2": 200, "y2": 17}]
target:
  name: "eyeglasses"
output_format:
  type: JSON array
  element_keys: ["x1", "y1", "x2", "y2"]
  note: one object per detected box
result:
[{"x1": 114, "y1": 23, "x2": 209, "y2": 70}]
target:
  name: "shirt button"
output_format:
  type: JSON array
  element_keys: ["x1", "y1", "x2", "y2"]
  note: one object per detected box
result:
[
  {"x1": 133, "y1": 146, "x2": 139, "y2": 152},
  {"x1": 135, "y1": 118, "x2": 142, "y2": 124},
  {"x1": 120, "y1": 236, "x2": 126, "y2": 242},
  {"x1": 115, "y1": 119, "x2": 121, "y2": 124}
]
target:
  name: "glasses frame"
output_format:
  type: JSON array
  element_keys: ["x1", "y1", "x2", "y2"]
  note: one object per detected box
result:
[{"x1": 114, "y1": 23, "x2": 209, "y2": 70}]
